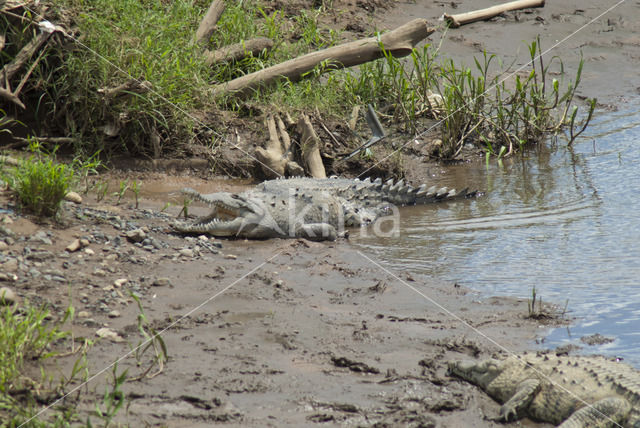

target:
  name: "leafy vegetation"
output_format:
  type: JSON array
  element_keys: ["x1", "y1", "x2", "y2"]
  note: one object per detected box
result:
[
  {"x1": 2, "y1": 141, "x2": 75, "y2": 217},
  {"x1": 4, "y1": 0, "x2": 595, "y2": 165}
]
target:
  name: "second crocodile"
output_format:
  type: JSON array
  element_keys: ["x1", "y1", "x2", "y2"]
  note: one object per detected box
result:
[
  {"x1": 173, "y1": 177, "x2": 475, "y2": 241},
  {"x1": 449, "y1": 352, "x2": 640, "y2": 427}
]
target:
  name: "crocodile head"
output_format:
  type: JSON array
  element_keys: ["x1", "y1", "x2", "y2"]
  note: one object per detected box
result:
[
  {"x1": 448, "y1": 358, "x2": 503, "y2": 388},
  {"x1": 172, "y1": 189, "x2": 285, "y2": 238}
]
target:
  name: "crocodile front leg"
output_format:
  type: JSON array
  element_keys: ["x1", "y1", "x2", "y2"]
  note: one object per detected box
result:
[
  {"x1": 500, "y1": 378, "x2": 540, "y2": 421},
  {"x1": 296, "y1": 223, "x2": 337, "y2": 241},
  {"x1": 558, "y1": 397, "x2": 631, "y2": 428}
]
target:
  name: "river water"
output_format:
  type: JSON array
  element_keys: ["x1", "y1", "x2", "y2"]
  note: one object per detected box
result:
[{"x1": 351, "y1": 104, "x2": 640, "y2": 367}]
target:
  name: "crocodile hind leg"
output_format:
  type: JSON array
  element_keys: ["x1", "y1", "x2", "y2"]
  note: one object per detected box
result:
[
  {"x1": 558, "y1": 397, "x2": 631, "y2": 428},
  {"x1": 499, "y1": 378, "x2": 540, "y2": 421}
]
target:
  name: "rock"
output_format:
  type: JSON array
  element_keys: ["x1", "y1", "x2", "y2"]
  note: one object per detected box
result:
[
  {"x1": 2, "y1": 258, "x2": 18, "y2": 273},
  {"x1": 125, "y1": 228, "x2": 146, "y2": 243},
  {"x1": 64, "y1": 191, "x2": 83, "y2": 204},
  {"x1": 108, "y1": 310, "x2": 121, "y2": 318},
  {"x1": 0, "y1": 272, "x2": 17, "y2": 282},
  {"x1": 93, "y1": 268, "x2": 107, "y2": 277},
  {"x1": 0, "y1": 241, "x2": 8, "y2": 251},
  {"x1": 152, "y1": 277, "x2": 171, "y2": 287},
  {"x1": 224, "y1": 254, "x2": 238, "y2": 260},
  {"x1": 114, "y1": 278, "x2": 128, "y2": 288},
  {"x1": 0, "y1": 287, "x2": 17, "y2": 305},
  {"x1": 77, "y1": 311, "x2": 90, "y2": 318},
  {"x1": 84, "y1": 248, "x2": 95, "y2": 255},
  {"x1": 95, "y1": 327, "x2": 124, "y2": 342},
  {"x1": 66, "y1": 239, "x2": 83, "y2": 252},
  {"x1": 179, "y1": 248, "x2": 194, "y2": 258},
  {"x1": 30, "y1": 230, "x2": 52, "y2": 245},
  {"x1": 0, "y1": 225, "x2": 15, "y2": 238}
]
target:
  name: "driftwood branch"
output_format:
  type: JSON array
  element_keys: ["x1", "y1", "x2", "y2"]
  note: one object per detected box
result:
[
  {"x1": 0, "y1": 30, "x2": 52, "y2": 83},
  {"x1": 204, "y1": 37, "x2": 274, "y2": 65},
  {"x1": 444, "y1": 0, "x2": 545, "y2": 28},
  {"x1": 195, "y1": 0, "x2": 226, "y2": 44},
  {"x1": 254, "y1": 114, "x2": 304, "y2": 178},
  {"x1": 97, "y1": 79, "x2": 152, "y2": 100},
  {"x1": 0, "y1": 86, "x2": 25, "y2": 109},
  {"x1": 297, "y1": 114, "x2": 326, "y2": 179},
  {"x1": 213, "y1": 18, "x2": 435, "y2": 97}
]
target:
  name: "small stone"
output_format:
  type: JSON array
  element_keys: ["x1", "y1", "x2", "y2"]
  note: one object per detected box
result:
[
  {"x1": 93, "y1": 268, "x2": 107, "y2": 277},
  {"x1": 0, "y1": 287, "x2": 17, "y2": 305},
  {"x1": 152, "y1": 277, "x2": 171, "y2": 287},
  {"x1": 64, "y1": 191, "x2": 82, "y2": 204},
  {"x1": 1, "y1": 216, "x2": 13, "y2": 225},
  {"x1": 95, "y1": 327, "x2": 124, "y2": 342},
  {"x1": 84, "y1": 248, "x2": 95, "y2": 255},
  {"x1": 77, "y1": 311, "x2": 90, "y2": 318},
  {"x1": 80, "y1": 238, "x2": 90, "y2": 247},
  {"x1": 125, "y1": 229, "x2": 146, "y2": 243},
  {"x1": 108, "y1": 310, "x2": 121, "y2": 318},
  {"x1": 30, "y1": 231, "x2": 52, "y2": 245},
  {"x1": 179, "y1": 248, "x2": 194, "y2": 258},
  {"x1": 2, "y1": 258, "x2": 18, "y2": 273},
  {"x1": 0, "y1": 241, "x2": 8, "y2": 251},
  {"x1": 66, "y1": 239, "x2": 83, "y2": 252},
  {"x1": 198, "y1": 235, "x2": 209, "y2": 241},
  {"x1": 114, "y1": 278, "x2": 128, "y2": 288},
  {"x1": 224, "y1": 254, "x2": 237, "y2": 260}
]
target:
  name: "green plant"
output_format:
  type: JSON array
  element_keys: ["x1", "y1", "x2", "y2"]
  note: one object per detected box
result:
[
  {"x1": 129, "y1": 293, "x2": 167, "y2": 381},
  {"x1": 0, "y1": 300, "x2": 87, "y2": 426},
  {"x1": 114, "y1": 180, "x2": 129, "y2": 205},
  {"x1": 4, "y1": 142, "x2": 75, "y2": 217},
  {"x1": 95, "y1": 181, "x2": 109, "y2": 203},
  {"x1": 73, "y1": 150, "x2": 105, "y2": 195},
  {"x1": 130, "y1": 180, "x2": 140, "y2": 209},
  {"x1": 88, "y1": 363, "x2": 127, "y2": 428}
]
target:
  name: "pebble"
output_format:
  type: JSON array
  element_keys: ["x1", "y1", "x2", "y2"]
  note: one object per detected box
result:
[
  {"x1": 108, "y1": 310, "x2": 121, "y2": 318},
  {"x1": 0, "y1": 272, "x2": 17, "y2": 282},
  {"x1": 2, "y1": 258, "x2": 18, "y2": 272},
  {"x1": 152, "y1": 277, "x2": 171, "y2": 287},
  {"x1": 224, "y1": 254, "x2": 238, "y2": 260},
  {"x1": 0, "y1": 287, "x2": 17, "y2": 305},
  {"x1": 0, "y1": 241, "x2": 8, "y2": 251},
  {"x1": 95, "y1": 327, "x2": 124, "y2": 342},
  {"x1": 66, "y1": 238, "x2": 90, "y2": 252},
  {"x1": 84, "y1": 248, "x2": 95, "y2": 255},
  {"x1": 77, "y1": 311, "x2": 90, "y2": 318},
  {"x1": 114, "y1": 278, "x2": 128, "y2": 288},
  {"x1": 125, "y1": 228, "x2": 146, "y2": 243},
  {"x1": 179, "y1": 248, "x2": 194, "y2": 258},
  {"x1": 64, "y1": 191, "x2": 83, "y2": 204},
  {"x1": 30, "y1": 231, "x2": 52, "y2": 245}
]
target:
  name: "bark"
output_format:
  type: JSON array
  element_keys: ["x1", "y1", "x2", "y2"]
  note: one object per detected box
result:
[
  {"x1": 444, "y1": 0, "x2": 545, "y2": 28},
  {"x1": 255, "y1": 114, "x2": 288, "y2": 178},
  {"x1": 204, "y1": 38, "x2": 274, "y2": 65},
  {"x1": 0, "y1": 30, "x2": 52, "y2": 83},
  {"x1": 0, "y1": 86, "x2": 25, "y2": 109},
  {"x1": 213, "y1": 18, "x2": 435, "y2": 97},
  {"x1": 195, "y1": 0, "x2": 226, "y2": 44},
  {"x1": 297, "y1": 115, "x2": 326, "y2": 179},
  {"x1": 97, "y1": 79, "x2": 152, "y2": 100}
]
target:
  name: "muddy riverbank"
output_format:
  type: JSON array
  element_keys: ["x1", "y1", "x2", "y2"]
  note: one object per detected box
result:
[{"x1": 0, "y1": 185, "x2": 561, "y2": 426}]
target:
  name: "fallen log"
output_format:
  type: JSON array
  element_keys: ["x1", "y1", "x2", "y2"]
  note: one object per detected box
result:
[
  {"x1": 297, "y1": 114, "x2": 326, "y2": 179},
  {"x1": 444, "y1": 0, "x2": 545, "y2": 28},
  {"x1": 0, "y1": 30, "x2": 52, "y2": 83},
  {"x1": 204, "y1": 37, "x2": 274, "y2": 65},
  {"x1": 195, "y1": 0, "x2": 226, "y2": 44},
  {"x1": 213, "y1": 18, "x2": 435, "y2": 97}
]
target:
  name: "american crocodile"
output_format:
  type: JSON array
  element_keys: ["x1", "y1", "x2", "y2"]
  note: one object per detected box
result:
[
  {"x1": 173, "y1": 177, "x2": 475, "y2": 241},
  {"x1": 449, "y1": 353, "x2": 640, "y2": 427}
]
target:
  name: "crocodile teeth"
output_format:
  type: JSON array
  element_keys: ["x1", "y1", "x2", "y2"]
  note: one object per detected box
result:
[
  {"x1": 427, "y1": 185, "x2": 437, "y2": 195},
  {"x1": 373, "y1": 178, "x2": 382, "y2": 184},
  {"x1": 363, "y1": 177, "x2": 371, "y2": 184},
  {"x1": 390, "y1": 179, "x2": 404, "y2": 193},
  {"x1": 436, "y1": 187, "x2": 449, "y2": 197}
]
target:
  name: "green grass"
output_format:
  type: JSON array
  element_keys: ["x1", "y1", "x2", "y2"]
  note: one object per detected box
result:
[
  {"x1": 5, "y1": 0, "x2": 595, "y2": 164},
  {"x1": 3, "y1": 144, "x2": 75, "y2": 218},
  {"x1": 0, "y1": 300, "x2": 81, "y2": 427}
]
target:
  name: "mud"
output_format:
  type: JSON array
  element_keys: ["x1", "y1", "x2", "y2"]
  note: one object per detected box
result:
[{"x1": 0, "y1": 186, "x2": 557, "y2": 426}]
